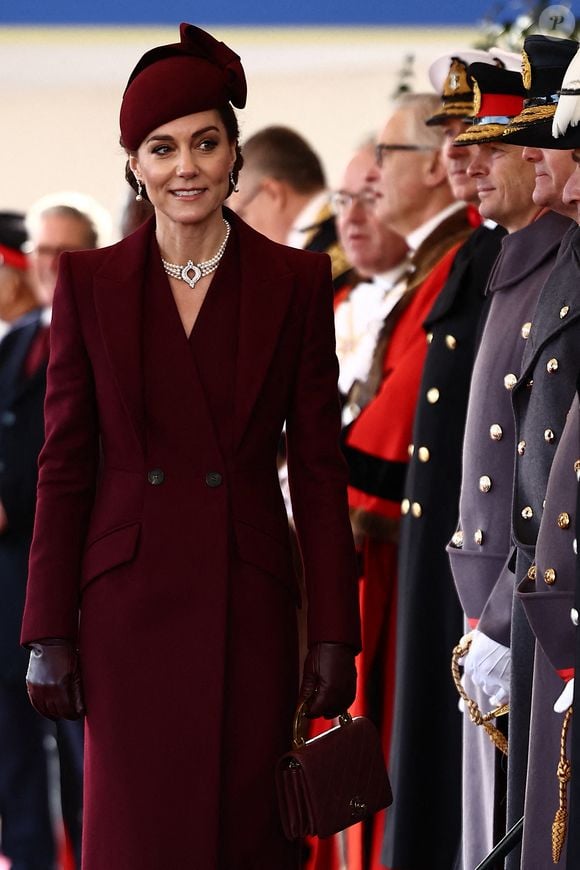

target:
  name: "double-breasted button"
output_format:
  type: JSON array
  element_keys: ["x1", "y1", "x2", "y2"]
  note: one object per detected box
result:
[
  {"x1": 479, "y1": 475, "x2": 492, "y2": 493},
  {"x1": 426, "y1": 388, "x2": 440, "y2": 404},
  {"x1": 544, "y1": 429, "x2": 556, "y2": 443},
  {"x1": 205, "y1": 471, "x2": 223, "y2": 488},
  {"x1": 527, "y1": 564, "x2": 537, "y2": 581},
  {"x1": 574, "y1": 539, "x2": 578, "y2": 556},
  {"x1": 544, "y1": 568, "x2": 557, "y2": 586},
  {"x1": 526, "y1": 379, "x2": 534, "y2": 388},
  {"x1": 557, "y1": 512, "x2": 571, "y2": 529},
  {"x1": 474, "y1": 529, "x2": 484, "y2": 545},
  {"x1": 147, "y1": 468, "x2": 165, "y2": 486},
  {"x1": 490, "y1": 424, "x2": 503, "y2": 441},
  {"x1": 574, "y1": 459, "x2": 580, "y2": 478},
  {"x1": 504, "y1": 373, "x2": 517, "y2": 391},
  {"x1": 517, "y1": 440, "x2": 526, "y2": 456},
  {"x1": 546, "y1": 358, "x2": 559, "y2": 374},
  {"x1": 418, "y1": 447, "x2": 430, "y2": 463},
  {"x1": 560, "y1": 306, "x2": 570, "y2": 319},
  {"x1": 522, "y1": 506, "x2": 533, "y2": 520},
  {"x1": 408, "y1": 444, "x2": 414, "y2": 457},
  {"x1": 521, "y1": 322, "x2": 532, "y2": 339},
  {"x1": 445, "y1": 334, "x2": 457, "y2": 350},
  {"x1": 401, "y1": 499, "x2": 410, "y2": 516},
  {"x1": 451, "y1": 530, "x2": 464, "y2": 548},
  {"x1": 411, "y1": 502, "x2": 423, "y2": 518},
  {"x1": 1, "y1": 411, "x2": 16, "y2": 426},
  {"x1": 571, "y1": 608, "x2": 579, "y2": 627},
  {"x1": 426, "y1": 332, "x2": 433, "y2": 345}
]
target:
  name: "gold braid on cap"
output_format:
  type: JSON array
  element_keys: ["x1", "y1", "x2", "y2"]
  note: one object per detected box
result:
[
  {"x1": 521, "y1": 48, "x2": 532, "y2": 91},
  {"x1": 472, "y1": 80, "x2": 482, "y2": 116}
]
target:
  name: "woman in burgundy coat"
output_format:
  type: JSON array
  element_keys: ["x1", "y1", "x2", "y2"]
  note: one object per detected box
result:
[{"x1": 21, "y1": 24, "x2": 360, "y2": 870}]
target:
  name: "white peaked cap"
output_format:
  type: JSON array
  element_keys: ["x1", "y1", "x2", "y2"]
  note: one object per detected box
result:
[
  {"x1": 488, "y1": 48, "x2": 524, "y2": 72},
  {"x1": 553, "y1": 46, "x2": 580, "y2": 137},
  {"x1": 428, "y1": 49, "x2": 493, "y2": 93}
]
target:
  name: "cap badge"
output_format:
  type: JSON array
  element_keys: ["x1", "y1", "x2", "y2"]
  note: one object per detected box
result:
[{"x1": 521, "y1": 49, "x2": 532, "y2": 91}]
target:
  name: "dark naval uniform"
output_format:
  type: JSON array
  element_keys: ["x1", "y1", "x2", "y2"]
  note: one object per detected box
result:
[
  {"x1": 447, "y1": 210, "x2": 571, "y2": 869},
  {"x1": 476, "y1": 221, "x2": 578, "y2": 868},
  {"x1": 516, "y1": 396, "x2": 579, "y2": 868},
  {"x1": 382, "y1": 221, "x2": 504, "y2": 870}
]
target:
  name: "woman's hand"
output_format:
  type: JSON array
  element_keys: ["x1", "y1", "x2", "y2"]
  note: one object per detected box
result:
[
  {"x1": 26, "y1": 639, "x2": 85, "y2": 721},
  {"x1": 299, "y1": 642, "x2": 357, "y2": 718}
]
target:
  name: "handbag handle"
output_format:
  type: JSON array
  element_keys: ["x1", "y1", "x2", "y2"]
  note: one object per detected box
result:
[{"x1": 292, "y1": 700, "x2": 353, "y2": 749}]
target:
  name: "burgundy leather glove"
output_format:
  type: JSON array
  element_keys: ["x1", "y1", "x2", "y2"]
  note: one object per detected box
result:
[
  {"x1": 26, "y1": 639, "x2": 85, "y2": 721},
  {"x1": 299, "y1": 642, "x2": 357, "y2": 718}
]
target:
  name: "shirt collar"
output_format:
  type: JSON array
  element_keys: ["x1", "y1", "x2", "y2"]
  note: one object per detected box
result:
[
  {"x1": 287, "y1": 191, "x2": 330, "y2": 249},
  {"x1": 405, "y1": 201, "x2": 464, "y2": 253}
]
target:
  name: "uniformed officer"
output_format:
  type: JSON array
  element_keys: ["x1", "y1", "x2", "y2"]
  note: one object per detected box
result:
[
  {"x1": 447, "y1": 58, "x2": 573, "y2": 869},
  {"x1": 381, "y1": 49, "x2": 506, "y2": 870},
  {"x1": 460, "y1": 36, "x2": 580, "y2": 869}
]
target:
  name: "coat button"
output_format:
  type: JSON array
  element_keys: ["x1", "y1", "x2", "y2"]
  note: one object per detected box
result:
[
  {"x1": 408, "y1": 444, "x2": 415, "y2": 457},
  {"x1": 571, "y1": 608, "x2": 579, "y2": 626},
  {"x1": 544, "y1": 568, "x2": 556, "y2": 586},
  {"x1": 1, "y1": 411, "x2": 16, "y2": 426},
  {"x1": 479, "y1": 475, "x2": 492, "y2": 493},
  {"x1": 401, "y1": 498, "x2": 410, "y2": 515},
  {"x1": 426, "y1": 332, "x2": 433, "y2": 344},
  {"x1": 544, "y1": 429, "x2": 556, "y2": 443},
  {"x1": 521, "y1": 321, "x2": 532, "y2": 339},
  {"x1": 526, "y1": 379, "x2": 534, "y2": 388},
  {"x1": 445, "y1": 334, "x2": 457, "y2": 350},
  {"x1": 490, "y1": 424, "x2": 503, "y2": 441},
  {"x1": 517, "y1": 440, "x2": 526, "y2": 456},
  {"x1": 426, "y1": 388, "x2": 440, "y2": 404},
  {"x1": 147, "y1": 468, "x2": 165, "y2": 485},
  {"x1": 560, "y1": 306, "x2": 570, "y2": 319},
  {"x1": 574, "y1": 459, "x2": 580, "y2": 479},
  {"x1": 411, "y1": 502, "x2": 423, "y2": 518},
  {"x1": 474, "y1": 529, "x2": 484, "y2": 545},
  {"x1": 504, "y1": 373, "x2": 517, "y2": 390},
  {"x1": 557, "y1": 512, "x2": 571, "y2": 529},
  {"x1": 451, "y1": 530, "x2": 464, "y2": 548},
  {"x1": 527, "y1": 564, "x2": 537, "y2": 581},
  {"x1": 205, "y1": 471, "x2": 223, "y2": 488},
  {"x1": 574, "y1": 539, "x2": 578, "y2": 556},
  {"x1": 418, "y1": 446, "x2": 430, "y2": 462},
  {"x1": 546, "y1": 358, "x2": 559, "y2": 374},
  {"x1": 522, "y1": 506, "x2": 534, "y2": 520}
]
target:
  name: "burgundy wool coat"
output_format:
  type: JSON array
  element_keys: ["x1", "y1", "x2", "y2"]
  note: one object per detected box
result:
[{"x1": 21, "y1": 211, "x2": 361, "y2": 870}]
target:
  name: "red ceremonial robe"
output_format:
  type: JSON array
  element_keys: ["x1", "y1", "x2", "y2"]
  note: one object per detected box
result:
[{"x1": 21, "y1": 212, "x2": 360, "y2": 870}]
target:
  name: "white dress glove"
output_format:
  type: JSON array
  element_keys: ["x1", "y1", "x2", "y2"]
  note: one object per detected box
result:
[
  {"x1": 463, "y1": 629, "x2": 511, "y2": 707},
  {"x1": 554, "y1": 677, "x2": 574, "y2": 713}
]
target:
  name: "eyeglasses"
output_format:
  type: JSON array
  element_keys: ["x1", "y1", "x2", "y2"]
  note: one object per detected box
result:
[
  {"x1": 330, "y1": 190, "x2": 379, "y2": 215},
  {"x1": 375, "y1": 143, "x2": 436, "y2": 167}
]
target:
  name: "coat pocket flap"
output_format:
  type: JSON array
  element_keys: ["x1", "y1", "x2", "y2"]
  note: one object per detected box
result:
[{"x1": 81, "y1": 522, "x2": 141, "y2": 590}]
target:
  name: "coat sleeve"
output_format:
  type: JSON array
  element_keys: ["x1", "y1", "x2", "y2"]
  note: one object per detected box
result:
[
  {"x1": 21, "y1": 254, "x2": 99, "y2": 645},
  {"x1": 285, "y1": 253, "x2": 361, "y2": 651}
]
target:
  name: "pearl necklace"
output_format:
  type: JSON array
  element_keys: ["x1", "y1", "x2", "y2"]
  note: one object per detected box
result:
[{"x1": 161, "y1": 219, "x2": 231, "y2": 289}]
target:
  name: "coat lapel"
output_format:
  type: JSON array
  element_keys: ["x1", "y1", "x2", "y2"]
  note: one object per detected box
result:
[
  {"x1": 231, "y1": 214, "x2": 294, "y2": 448},
  {"x1": 92, "y1": 219, "x2": 153, "y2": 453}
]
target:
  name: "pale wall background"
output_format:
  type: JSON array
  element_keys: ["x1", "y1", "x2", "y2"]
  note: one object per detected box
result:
[{"x1": 0, "y1": 25, "x2": 478, "y2": 242}]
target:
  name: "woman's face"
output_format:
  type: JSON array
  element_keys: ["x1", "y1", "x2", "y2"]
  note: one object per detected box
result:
[{"x1": 129, "y1": 109, "x2": 236, "y2": 228}]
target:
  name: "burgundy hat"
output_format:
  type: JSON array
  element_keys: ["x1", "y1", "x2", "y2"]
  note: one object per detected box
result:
[{"x1": 120, "y1": 23, "x2": 247, "y2": 151}]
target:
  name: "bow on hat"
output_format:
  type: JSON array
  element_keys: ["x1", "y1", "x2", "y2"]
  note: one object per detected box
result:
[{"x1": 120, "y1": 23, "x2": 247, "y2": 151}]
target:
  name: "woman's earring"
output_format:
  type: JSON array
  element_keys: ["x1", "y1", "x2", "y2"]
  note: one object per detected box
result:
[
  {"x1": 135, "y1": 180, "x2": 143, "y2": 202},
  {"x1": 229, "y1": 171, "x2": 239, "y2": 194}
]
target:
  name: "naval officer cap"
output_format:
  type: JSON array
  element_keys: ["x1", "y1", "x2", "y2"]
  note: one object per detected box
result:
[
  {"x1": 120, "y1": 23, "x2": 247, "y2": 152},
  {"x1": 502, "y1": 34, "x2": 578, "y2": 147},
  {"x1": 425, "y1": 49, "x2": 493, "y2": 126}
]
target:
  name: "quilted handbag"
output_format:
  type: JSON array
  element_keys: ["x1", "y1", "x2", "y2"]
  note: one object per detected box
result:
[{"x1": 276, "y1": 702, "x2": 392, "y2": 840}]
